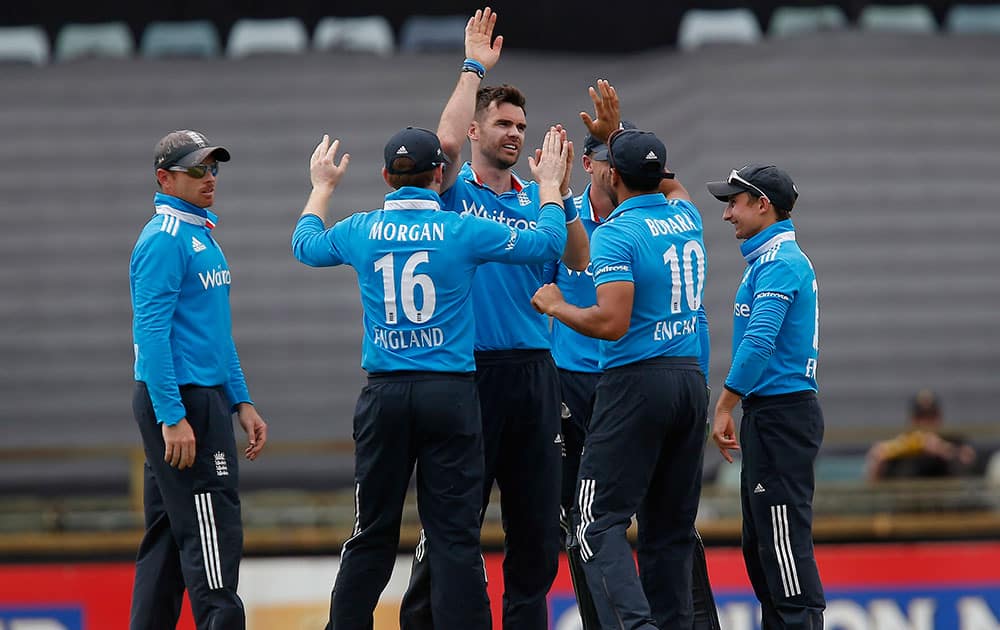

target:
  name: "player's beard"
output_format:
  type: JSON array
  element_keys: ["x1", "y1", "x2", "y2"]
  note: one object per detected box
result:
[{"x1": 488, "y1": 148, "x2": 519, "y2": 171}]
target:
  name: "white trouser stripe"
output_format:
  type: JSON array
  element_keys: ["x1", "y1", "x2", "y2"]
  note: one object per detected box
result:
[
  {"x1": 341, "y1": 482, "x2": 362, "y2": 557},
  {"x1": 577, "y1": 479, "x2": 595, "y2": 561},
  {"x1": 771, "y1": 504, "x2": 801, "y2": 597},
  {"x1": 195, "y1": 493, "x2": 223, "y2": 590},
  {"x1": 415, "y1": 529, "x2": 426, "y2": 563},
  {"x1": 195, "y1": 495, "x2": 215, "y2": 589},
  {"x1": 780, "y1": 504, "x2": 801, "y2": 595}
]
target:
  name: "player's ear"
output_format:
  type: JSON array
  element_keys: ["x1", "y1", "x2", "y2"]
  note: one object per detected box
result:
[
  {"x1": 468, "y1": 121, "x2": 479, "y2": 142},
  {"x1": 382, "y1": 167, "x2": 393, "y2": 188},
  {"x1": 582, "y1": 155, "x2": 593, "y2": 174},
  {"x1": 156, "y1": 168, "x2": 172, "y2": 191}
]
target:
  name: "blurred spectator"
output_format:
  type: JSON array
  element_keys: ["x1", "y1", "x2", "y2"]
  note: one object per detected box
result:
[{"x1": 866, "y1": 389, "x2": 977, "y2": 481}]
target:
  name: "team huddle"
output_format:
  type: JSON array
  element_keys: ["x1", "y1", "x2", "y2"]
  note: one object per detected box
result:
[{"x1": 129, "y1": 6, "x2": 825, "y2": 630}]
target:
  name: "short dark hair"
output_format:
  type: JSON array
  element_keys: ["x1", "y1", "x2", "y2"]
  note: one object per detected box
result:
[
  {"x1": 387, "y1": 167, "x2": 437, "y2": 189},
  {"x1": 475, "y1": 84, "x2": 526, "y2": 119},
  {"x1": 618, "y1": 171, "x2": 661, "y2": 194},
  {"x1": 747, "y1": 192, "x2": 791, "y2": 221}
]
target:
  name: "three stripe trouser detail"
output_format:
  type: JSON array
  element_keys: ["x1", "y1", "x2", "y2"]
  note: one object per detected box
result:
[
  {"x1": 195, "y1": 492, "x2": 224, "y2": 591},
  {"x1": 770, "y1": 504, "x2": 801, "y2": 598}
]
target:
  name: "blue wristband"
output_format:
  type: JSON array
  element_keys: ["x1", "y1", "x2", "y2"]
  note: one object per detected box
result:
[
  {"x1": 562, "y1": 189, "x2": 580, "y2": 223},
  {"x1": 462, "y1": 58, "x2": 486, "y2": 79}
]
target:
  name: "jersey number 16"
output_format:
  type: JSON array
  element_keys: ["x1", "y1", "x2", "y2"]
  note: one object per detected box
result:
[{"x1": 374, "y1": 251, "x2": 437, "y2": 325}]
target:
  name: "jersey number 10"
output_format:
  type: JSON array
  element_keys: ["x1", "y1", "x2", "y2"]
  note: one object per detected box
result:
[{"x1": 663, "y1": 240, "x2": 706, "y2": 313}]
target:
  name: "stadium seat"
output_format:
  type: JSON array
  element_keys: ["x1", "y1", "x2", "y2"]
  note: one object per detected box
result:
[
  {"x1": 140, "y1": 20, "x2": 221, "y2": 58},
  {"x1": 858, "y1": 4, "x2": 937, "y2": 33},
  {"x1": 769, "y1": 5, "x2": 848, "y2": 37},
  {"x1": 677, "y1": 9, "x2": 763, "y2": 51},
  {"x1": 54, "y1": 22, "x2": 134, "y2": 61},
  {"x1": 815, "y1": 454, "x2": 867, "y2": 483},
  {"x1": 313, "y1": 16, "x2": 394, "y2": 55},
  {"x1": 226, "y1": 18, "x2": 308, "y2": 58},
  {"x1": 945, "y1": 4, "x2": 1000, "y2": 34},
  {"x1": 0, "y1": 25, "x2": 49, "y2": 65},
  {"x1": 399, "y1": 15, "x2": 467, "y2": 53}
]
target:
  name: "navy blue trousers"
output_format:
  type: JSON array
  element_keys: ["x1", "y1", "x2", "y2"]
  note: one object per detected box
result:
[
  {"x1": 130, "y1": 383, "x2": 245, "y2": 630},
  {"x1": 329, "y1": 372, "x2": 490, "y2": 630},
  {"x1": 401, "y1": 350, "x2": 562, "y2": 630},
  {"x1": 577, "y1": 358, "x2": 707, "y2": 630},
  {"x1": 740, "y1": 391, "x2": 826, "y2": 630}
]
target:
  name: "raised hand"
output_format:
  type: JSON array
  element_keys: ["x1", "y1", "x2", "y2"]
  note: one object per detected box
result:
[
  {"x1": 466, "y1": 7, "x2": 503, "y2": 71},
  {"x1": 528, "y1": 126, "x2": 569, "y2": 190},
  {"x1": 579, "y1": 79, "x2": 621, "y2": 145},
  {"x1": 310, "y1": 134, "x2": 351, "y2": 191}
]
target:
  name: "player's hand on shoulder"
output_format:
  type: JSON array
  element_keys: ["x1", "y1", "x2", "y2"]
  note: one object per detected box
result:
[
  {"x1": 310, "y1": 134, "x2": 350, "y2": 192},
  {"x1": 580, "y1": 79, "x2": 621, "y2": 145},
  {"x1": 466, "y1": 7, "x2": 503, "y2": 71},
  {"x1": 528, "y1": 126, "x2": 569, "y2": 189},
  {"x1": 236, "y1": 403, "x2": 268, "y2": 462},
  {"x1": 162, "y1": 418, "x2": 197, "y2": 470}
]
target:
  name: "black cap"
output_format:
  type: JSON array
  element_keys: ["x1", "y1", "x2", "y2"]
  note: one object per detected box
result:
[
  {"x1": 910, "y1": 389, "x2": 941, "y2": 420},
  {"x1": 583, "y1": 120, "x2": 637, "y2": 161},
  {"x1": 706, "y1": 163, "x2": 799, "y2": 213},
  {"x1": 154, "y1": 130, "x2": 230, "y2": 170},
  {"x1": 607, "y1": 129, "x2": 674, "y2": 182},
  {"x1": 384, "y1": 127, "x2": 450, "y2": 175}
]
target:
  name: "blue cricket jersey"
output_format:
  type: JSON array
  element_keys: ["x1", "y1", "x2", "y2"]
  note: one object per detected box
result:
[
  {"x1": 725, "y1": 220, "x2": 819, "y2": 396},
  {"x1": 590, "y1": 193, "x2": 708, "y2": 370},
  {"x1": 442, "y1": 162, "x2": 559, "y2": 351},
  {"x1": 130, "y1": 193, "x2": 252, "y2": 426},
  {"x1": 291, "y1": 186, "x2": 567, "y2": 373},
  {"x1": 545, "y1": 186, "x2": 601, "y2": 373}
]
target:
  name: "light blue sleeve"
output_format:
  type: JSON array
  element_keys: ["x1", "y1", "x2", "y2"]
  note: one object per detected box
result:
[
  {"x1": 291, "y1": 214, "x2": 352, "y2": 267},
  {"x1": 724, "y1": 260, "x2": 797, "y2": 395},
  {"x1": 471, "y1": 203, "x2": 567, "y2": 264},
  {"x1": 590, "y1": 226, "x2": 633, "y2": 287},
  {"x1": 131, "y1": 232, "x2": 187, "y2": 426},
  {"x1": 223, "y1": 335, "x2": 252, "y2": 411},
  {"x1": 697, "y1": 306, "x2": 710, "y2": 379}
]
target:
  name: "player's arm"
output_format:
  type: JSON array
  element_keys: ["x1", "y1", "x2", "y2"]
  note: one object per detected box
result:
[
  {"x1": 532, "y1": 219, "x2": 632, "y2": 339},
  {"x1": 722, "y1": 263, "x2": 797, "y2": 396},
  {"x1": 659, "y1": 176, "x2": 691, "y2": 202},
  {"x1": 292, "y1": 135, "x2": 352, "y2": 267},
  {"x1": 437, "y1": 7, "x2": 503, "y2": 192},
  {"x1": 532, "y1": 280, "x2": 633, "y2": 341},
  {"x1": 131, "y1": 234, "x2": 186, "y2": 427},
  {"x1": 557, "y1": 135, "x2": 590, "y2": 271},
  {"x1": 697, "y1": 305, "x2": 710, "y2": 379},
  {"x1": 222, "y1": 340, "x2": 265, "y2": 461},
  {"x1": 131, "y1": 234, "x2": 198, "y2": 469}
]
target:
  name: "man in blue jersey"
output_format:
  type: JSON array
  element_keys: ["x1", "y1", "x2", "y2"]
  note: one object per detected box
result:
[
  {"x1": 129, "y1": 130, "x2": 268, "y2": 630},
  {"x1": 707, "y1": 163, "x2": 825, "y2": 629},
  {"x1": 399, "y1": 8, "x2": 589, "y2": 630},
  {"x1": 291, "y1": 124, "x2": 570, "y2": 630},
  {"x1": 532, "y1": 81, "x2": 710, "y2": 629},
  {"x1": 549, "y1": 116, "x2": 720, "y2": 630}
]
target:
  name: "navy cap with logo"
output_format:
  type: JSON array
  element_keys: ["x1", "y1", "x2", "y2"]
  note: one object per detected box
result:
[
  {"x1": 384, "y1": 127, "x2": 451, "y2": 175},
  {"x1": 706, "y1": 163, "x2": 799, "y2": 213},
  {"x1": 607, "y1": 129, "x2": 675, "y2": 182},
  {"x1": 154, "y1": 130, "x2": 231, "y2": 170},
  {"x1": 583, "y1": 120, "x2": 637, "y2": 161}
]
